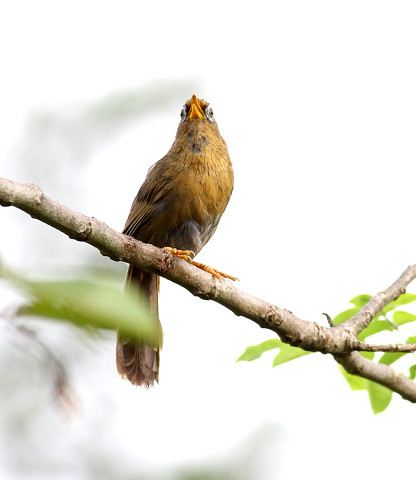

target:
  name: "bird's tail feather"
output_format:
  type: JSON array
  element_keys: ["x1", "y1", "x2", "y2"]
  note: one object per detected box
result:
[{"x1": 116, "y1": 266, "x2": 161, "y2": 387}]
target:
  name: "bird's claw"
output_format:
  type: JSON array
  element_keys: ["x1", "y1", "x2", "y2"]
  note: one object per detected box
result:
[
  {"x1": 190, "y1": 261, "x2": 238, "y2": 281},
  {"x1": 163, "y1": 247, "x2": 238, "y2": 281},
  {"x1": 163, "y1": 247, "x2": 195, "y2": 262}
]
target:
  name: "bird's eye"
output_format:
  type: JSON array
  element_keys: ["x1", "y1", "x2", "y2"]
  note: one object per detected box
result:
[
  {"x1": 180, "y1": 106, "x2": 187, "y2": 122},
  {"x1": 205, "y1": 105, "x2": 215, "y2": 122}
]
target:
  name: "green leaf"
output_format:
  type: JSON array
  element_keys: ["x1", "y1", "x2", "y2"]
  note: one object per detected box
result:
[
  {"x1": 237, "y1": 339, "x2": 311, "y2": 366},
  {"x1": 236, "y1": 339, "x2": 281, "y2": 362},
  {"x1": 332, "y1": 307, "x2": 360, "y2": 326},
  {"x1": 17, "y1": 279, "x2": 159, "y2": 345},
  {"x1": 382, "y1": 293, "x2": 416, "y2": 313},
  {"x1": 349, "y1": 294, "x2": 372, "y2": 308},
  {"x1": 393, "y1": 311, "x2": 416, "y2": 326},
  {"x1": 379, "y1": 351, "x2": 407, "y2": 366},
  {"x1": 338, "y1": 365, "x2": 366, "y2": 391},
  {"x1": 359, "y1": 351, "x2": 375, "y2": 360},
  {"x1": 407, "y1": 335, "x2": 416, "y2": 343},
  {"x1": 409, "y1": 365, "x2": 416, "y2": 380},
  {"x1": 333, "y1": 293, "x2": 416, "y2": 334},
  {"x1": 365, "y1": 380, "x2": 393, "y2": 414},
  {"x1": 358, "y1": 319, "x2": 393, "y2": 340},
  {"x1": 272, "y1": 344, "x2": 310, "y2": 367}
]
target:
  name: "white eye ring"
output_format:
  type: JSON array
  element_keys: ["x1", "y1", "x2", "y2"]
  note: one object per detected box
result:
[
  {"x1": 180, "y1": 106, "x2": 187, "y2": 122},
  {"x1": 205, "y1": 105, "x2": 215, "y2": 122}
]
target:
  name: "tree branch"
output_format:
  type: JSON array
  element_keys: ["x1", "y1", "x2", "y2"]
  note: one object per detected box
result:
[
  {"x1": 343, "y1": 266, "x2": 416, "y2": 335},
  {"x1": 335, "y1": 352, "x2": 416, "y2": 402},
  {"x1": 1, "y1": 176, "x2": 416, "y2": 402},
  {"x1": 353, "y1": 342, "x2": 416, "y2": 353}
]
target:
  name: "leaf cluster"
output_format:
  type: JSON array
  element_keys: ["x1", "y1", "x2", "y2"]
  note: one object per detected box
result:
[{"x1": 237, "y1": 293, "x2": 416, "y2": 414}]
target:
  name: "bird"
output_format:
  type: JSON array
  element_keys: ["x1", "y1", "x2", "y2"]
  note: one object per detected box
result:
[{"x1": 116, "y1": 94, "x2": 235, "y2": 386}]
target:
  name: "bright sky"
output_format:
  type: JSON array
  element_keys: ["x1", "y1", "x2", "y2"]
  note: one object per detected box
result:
[{"x1": 1, "y1": 1, "x2": 416, "y2": 479}]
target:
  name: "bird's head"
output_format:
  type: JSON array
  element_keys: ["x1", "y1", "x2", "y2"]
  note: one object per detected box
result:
[
  {"x1": 174, "y1": 94, "x2": 224, "y2": 155},
  {"x1": 180, "y1": 94, "x2": 215, "y2": 123}
]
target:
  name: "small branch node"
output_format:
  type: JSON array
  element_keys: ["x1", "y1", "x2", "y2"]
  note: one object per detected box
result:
[
  {"x1": 323, "y1": 313, "x2": 335, "y2": 327},
  {"x1": 31, "y1": 184, "x2": 44, "y2": 205}
]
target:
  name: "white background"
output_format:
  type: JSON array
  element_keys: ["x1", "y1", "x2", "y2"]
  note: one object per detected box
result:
[{"x1": 1, "y1": 1, "x2": 416, "y2": 479}]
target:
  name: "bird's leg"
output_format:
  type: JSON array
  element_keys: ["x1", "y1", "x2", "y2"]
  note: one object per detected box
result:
[
  {"x1": 190, "y1": 261, "x2": 238, "y2": 281},
  {"x1": 164, "y1": 247, "x2": 238, "y2": 281},
  {"x1": 163, "y1": 247, "x2": 195, "y2": 262}
]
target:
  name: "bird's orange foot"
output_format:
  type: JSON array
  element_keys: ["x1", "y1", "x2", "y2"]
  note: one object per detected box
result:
[
  {"x1": 163, "y1": 247, "x2": 195, "y2": 262},
  {"x1": 190, "y1": 261, "x2": 238, "y2": 281},
  {"x1": 163, "y1": 247, "x2": 238, "y2": 281}
]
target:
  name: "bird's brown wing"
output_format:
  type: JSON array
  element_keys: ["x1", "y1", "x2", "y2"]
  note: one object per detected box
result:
[
  {"x1": 123, "y1": 200, "x2": 155, "y2": 237},
  {"x1": 123, "y1": 159, "x2": 172, "y2": 239}
]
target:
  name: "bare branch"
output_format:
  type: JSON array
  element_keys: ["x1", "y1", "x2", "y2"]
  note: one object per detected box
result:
[
  {"x1": 343, "y1": 265, "x2": 416, "y2": 336},
  {"x1": 2, "y1": 176, "x2": 416, "y2": 402},
  {"x1": 335, "y1": 352, "x2": 416, "y2": 402},
  {"x1": 353, "y1": 341, "x2": 416, "y2": 353}
]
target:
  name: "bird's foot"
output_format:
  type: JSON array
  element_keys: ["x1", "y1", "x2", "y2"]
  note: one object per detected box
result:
[
  {"x1": 163, "y1": 247, "x2": 238, "y2": 281},
  {"x1": 189, "y1": 261, "x2": 238, "y2": 281},
  {"x1": 163, "y1": 247, "x2": 195, "y2": 262}
]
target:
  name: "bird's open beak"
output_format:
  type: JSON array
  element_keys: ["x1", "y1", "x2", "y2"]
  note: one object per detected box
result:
[{"x1": 188, "y1": 94, "x2": 204, "y2": 120}]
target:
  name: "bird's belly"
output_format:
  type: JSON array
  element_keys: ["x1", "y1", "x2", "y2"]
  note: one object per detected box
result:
[
  {"x1": 167, "y1": 217, "x2": 218, "y2": 254},
  {"x1": 150, "y1": 174, "x2": 227, "y2": 253},
  {"x1": 149, "y1": 196, "x2": 217, "y2": 254}
]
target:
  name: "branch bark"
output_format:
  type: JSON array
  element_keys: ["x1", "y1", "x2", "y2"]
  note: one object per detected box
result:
[
  {"x1": 2, "y1": 176, "x2": 416, "y2": 402},
  {"x1": 353, "y1": 342, "x2": 416, "y2": 353},
  {"x1": 343, "y1": 267, "x2": 416, "y2": 335}
]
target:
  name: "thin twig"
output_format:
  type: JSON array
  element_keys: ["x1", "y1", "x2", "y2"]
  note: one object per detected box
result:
[
  {"x1": 323, "y1": 313, "x2": 335, "y2": 327},
  {"x1": 343, "y1": 267, "x2": 416, "y2": 335},
  {"x1": 1, "y1": 307, "x2": 78, "y2": 415},
  {"x1": 353, "y1": 341, "x2": 416, "y2": 353}
]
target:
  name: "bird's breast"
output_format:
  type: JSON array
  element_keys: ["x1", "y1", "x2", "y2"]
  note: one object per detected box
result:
[
  {"x1": 159, "y1": 162, "x2": 231, "y2": 252},
  {"x1": 166, "y1": 152, "x2": 233, "y2": 225}
]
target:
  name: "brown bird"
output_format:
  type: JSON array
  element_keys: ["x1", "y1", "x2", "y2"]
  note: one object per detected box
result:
[{"x1": 116, "y1": 94, "x2": 235, "y2": 386}]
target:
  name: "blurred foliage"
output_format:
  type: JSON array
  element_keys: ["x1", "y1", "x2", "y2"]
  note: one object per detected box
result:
[
  {"x1": 0, "y1": 261, "x2": 159, "y2": 345},
  {"x1": 17, "y1": 81, "x2": 194, "y2": 194},
  {"x1": 238, "y1": 293, "x2": 416, "y2": 415},
  {"x1": 0, "y1": 313, "x2": 281, "y2": 479}
]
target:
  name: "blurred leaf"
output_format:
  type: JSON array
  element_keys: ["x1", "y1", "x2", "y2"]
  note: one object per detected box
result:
[
  {"x1": 17, "y1": 279, "x2": 158, "y2": 345},
  {"x1": 0, "y1": 263, "x2": 159, "y2": 345},
  {"x1": 382, "y1": 293, "x2": 416, "y2": 313},
  {"x1": 332, "y1": 307, "x2": 360, "y2": 325},
  {"x1": 365, "y1": 380, "x2": 393, "y2": 414},
  {"x1": 349, "y1": 294, "x2": 372, "y2": 308},
  {"x1": 359, "y1": 351, "x2": 375, "y2": 360},
  {"x1": 409, "y1": 365, "x2": 416, "y2": 380},
  {"x1": 393, "y1": 311, "x2": 416, "y2": 326},
  {"x1": 272, "y1": 344, "x2": 310, "y2": 367},
  {"x1": 236, "y1": 339, "x2": 281, "y2": 362},
  {"x1": 407, "y1": 335, "x2": 416, "y2": 343},
  {"x1": 338, "y1": 365, "x2": 366, "y2": 391},
  {"x1": 358, "y1": 319, "x2": 393, "y2": 340},
  {"x1": 379, "y1": 351, "x2": 407, "y2": 366}
]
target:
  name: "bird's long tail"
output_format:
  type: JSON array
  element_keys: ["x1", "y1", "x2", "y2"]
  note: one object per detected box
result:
[{"x1": 116, "y1": 266, "x2": 161, "y2": 386}]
